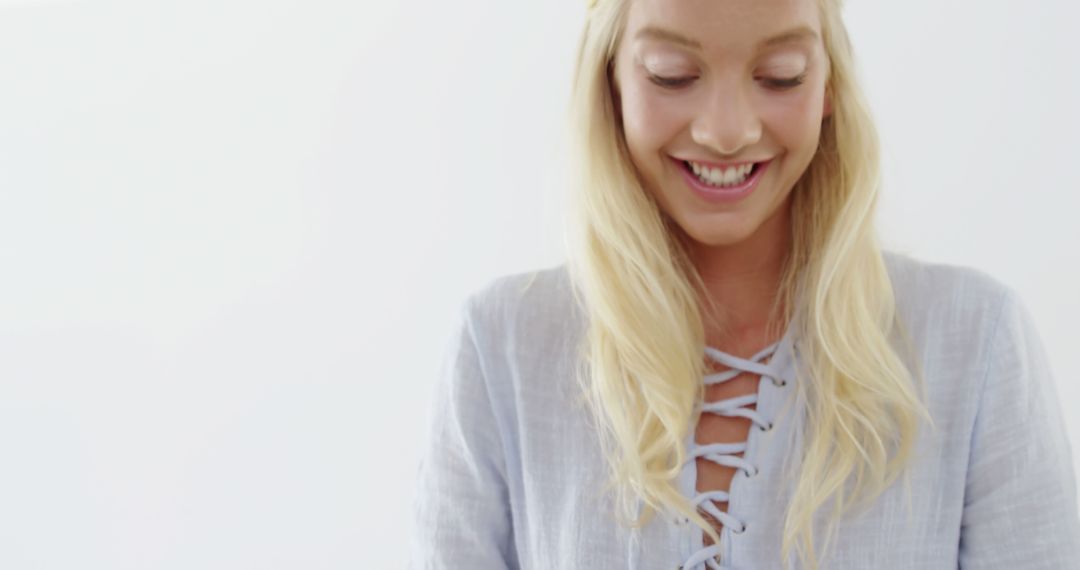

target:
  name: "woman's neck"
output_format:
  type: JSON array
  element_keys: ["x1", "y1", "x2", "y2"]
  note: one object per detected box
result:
[{"x1": 684, "y1": 206, "x2": 792, "y2": 348}]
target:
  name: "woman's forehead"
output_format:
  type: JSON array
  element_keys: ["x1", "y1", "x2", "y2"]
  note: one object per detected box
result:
[{"x1": 624, "y1": 0, "x2": 822, "y2": 54}]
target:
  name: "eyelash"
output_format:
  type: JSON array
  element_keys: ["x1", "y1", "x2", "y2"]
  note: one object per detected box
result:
[{"x1": 648, "y1": 73, "x2": 806, "y2": 91}]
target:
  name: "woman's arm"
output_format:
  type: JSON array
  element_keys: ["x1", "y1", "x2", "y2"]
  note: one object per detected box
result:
[
  {"x1": 958, "y1": 289, "x2": 1080, "y2": 567},
  {"x1": 409, "y1": 294, "x2": 518, "y2": 569}
]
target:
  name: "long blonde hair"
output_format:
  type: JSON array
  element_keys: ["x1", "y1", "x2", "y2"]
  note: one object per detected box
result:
[{"x1": 560, "y1": 0, "x2": 935, "y2": 567}]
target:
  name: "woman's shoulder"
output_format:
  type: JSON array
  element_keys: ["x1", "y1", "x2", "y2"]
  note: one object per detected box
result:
[
  {"x1": 881, "y1": 248, "x2": 1015, "y2": 334},
  {"x1": 882, "y1": 249, "x2": 1013, "y2": 311},
  {"x1": 461, "y1": 262, "x2": 584, "y2": 350},
  {"x1": 461, "y1": 251, "x2": 1019, "y2": 343},
  {"x1": 458, "y1": 264, "x2": 589, "y2": 418}
]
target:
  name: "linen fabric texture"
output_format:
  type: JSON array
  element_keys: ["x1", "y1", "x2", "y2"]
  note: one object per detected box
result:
[{"x1": 409, "y1": 250, "x2": 1080, "y2": 569}]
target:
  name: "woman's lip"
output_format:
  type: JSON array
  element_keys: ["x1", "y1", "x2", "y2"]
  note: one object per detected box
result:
[{"x1": 672, "y1": 156, "x2": 772, "y2": 203}]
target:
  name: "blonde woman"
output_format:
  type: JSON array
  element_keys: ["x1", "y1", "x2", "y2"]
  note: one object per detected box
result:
[{"x1": 410, "y1": 0, "x2": 1080, "y2": 568}]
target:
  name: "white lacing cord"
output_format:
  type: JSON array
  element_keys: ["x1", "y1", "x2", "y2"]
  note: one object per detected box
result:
[{"x1": 676, "y1": 340, "x2": 791, "y2": 570}]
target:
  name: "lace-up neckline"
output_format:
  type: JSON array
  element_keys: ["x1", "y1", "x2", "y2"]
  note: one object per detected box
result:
[{"x1": 676, "y1": 326, "x2": 798, "y2": 570}]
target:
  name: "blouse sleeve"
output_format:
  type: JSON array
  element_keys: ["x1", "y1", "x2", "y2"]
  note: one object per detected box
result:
[
  {"x1": 408, "y1": 294, "x2": 518, "y2": 569},
  {"x1": 958, "y1": 288, "x2": 1080, "y2": 567}
]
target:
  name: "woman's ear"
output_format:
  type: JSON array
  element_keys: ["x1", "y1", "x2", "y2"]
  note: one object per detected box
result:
[{"x1": 822, "y1": 86, "x2": 833, "y2": 118}]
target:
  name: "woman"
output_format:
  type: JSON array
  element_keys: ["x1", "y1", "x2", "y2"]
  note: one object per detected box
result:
[{"x1": 411, "y1": 0, "x2": 1080, "y2": 568}]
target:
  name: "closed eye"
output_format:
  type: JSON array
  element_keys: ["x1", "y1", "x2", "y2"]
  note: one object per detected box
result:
[
  {"x1": 647, "y1": 74, "x2": 695, "y2": 89},
  {"x1": 764, "y1": 73, "x2": 806, "y2": 90},
  {"x1": 647, "y1": 73, "x2": 807, "y2": 91}
]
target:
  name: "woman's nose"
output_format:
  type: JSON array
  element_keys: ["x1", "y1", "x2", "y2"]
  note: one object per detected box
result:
[{"x1": 690, "y1": 83, "x2": 762, "y2": 156}]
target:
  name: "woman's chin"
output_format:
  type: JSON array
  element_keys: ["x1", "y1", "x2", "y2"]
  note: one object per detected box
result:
[{"x1": 680, "y1": 221, "x2": 755, "y2": 249}]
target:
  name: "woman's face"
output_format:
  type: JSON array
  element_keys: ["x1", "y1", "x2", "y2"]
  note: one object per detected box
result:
[{"x1": 611, "y1": 0, "x2": 831, "y2": 249}]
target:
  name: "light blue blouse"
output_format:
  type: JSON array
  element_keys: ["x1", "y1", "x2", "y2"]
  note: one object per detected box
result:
[{"x1": 409, "y1": 250, "x2": 1080, "y2": 569}]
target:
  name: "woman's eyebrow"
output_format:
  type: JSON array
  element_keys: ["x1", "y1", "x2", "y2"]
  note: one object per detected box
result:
[{"x1": 634, "y1": 25, "x2": 819, "y2": 51}]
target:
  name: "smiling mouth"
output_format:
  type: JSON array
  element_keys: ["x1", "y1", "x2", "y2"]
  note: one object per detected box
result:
[{"x1": 677, "y1": 159, "x2": 763, "y2": 187}]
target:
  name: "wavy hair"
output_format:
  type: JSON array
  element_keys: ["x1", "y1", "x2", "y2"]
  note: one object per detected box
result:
[{"x1": 560, "y1": 0, "x2": 936, "y2": 567}]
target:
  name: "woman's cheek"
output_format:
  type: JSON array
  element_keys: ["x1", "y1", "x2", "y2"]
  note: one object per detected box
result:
[
  {"x1": 624, "y1": 90, "x2": 681, "y2": 144},
  {"x1": 764, "y1": 92, "x2": 820, "y2": 131},
  {"x1": 639, "y1": 92, "x2": 688, "y2": 138}
]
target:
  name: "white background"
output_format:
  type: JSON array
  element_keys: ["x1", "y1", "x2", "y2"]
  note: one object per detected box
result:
[{"x1": 0, "y1": 0, "x2": 1076, "y2": 568}]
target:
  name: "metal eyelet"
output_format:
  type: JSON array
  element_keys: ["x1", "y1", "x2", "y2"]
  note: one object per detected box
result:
[
  {"x1": 732, "y1": 522, "x2": 747, "y2": 534},
  {"x1": 772, "y1": 378, "x2": 788, "y2": 387},
  {"x1": 744, "y1": 465, "x2": 759, "y2": 478},
  {"x1": 759, "y1": 420, "x2": 774, "y2": 432}
]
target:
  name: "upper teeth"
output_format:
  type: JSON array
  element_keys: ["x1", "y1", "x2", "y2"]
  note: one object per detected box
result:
[{"x1": 689, "y1": 161, "x2": 754, "y2": 185}]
